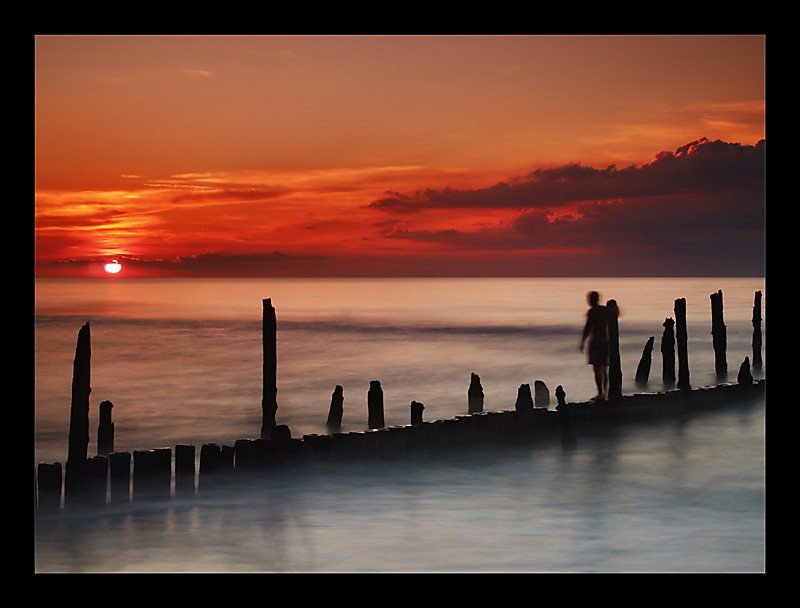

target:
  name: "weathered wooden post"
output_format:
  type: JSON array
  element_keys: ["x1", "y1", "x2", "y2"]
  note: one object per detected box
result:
[
  {"x1": 674, "y1": 298, "x2": 691, "y2": 391},
  {"x1": 710, "y1": 290, "x2": 727, "y2": 378},
  {"x1": 327, "y1": 385, "x2": 344, "y2": 430},
  {"x1": 97, "y1": 400, "x2": 114, "y2": 456},
  {"x1": 515, "y1": 384, "x2": 534, "y2": 413},
  {"x1": 200, "y1": 443, "x2": 221, "y2": 476},
  {"x1": 738, "y1": 356, "x2": 753, "y2": 386},
  {"x1": 607, "y1": 300, "x2": 622, "y2": 401},
  {"x1": 468, "y1": 372, "x2": 484, "y2": 413},
  {"x1": 534, "y1": 380, "x2": 550, "y2": 408},
  {"x1": 661, "y1": 318, "x2": 676, "y2": 385},
  {"x1": 555, "y1": 385, "x2": 576, "y2": 449},
  {"x1": 635, "y1": 336, "x2": 655, "y2": 385},
  {"x1": 132, "y1": 450, "x2": 152, "y2": 501},
  {"x1": 133, "y1": 448, "x2": 171, "y2": 501},
  {"x1": 221, "y1": 445, "x2": 235, "y2": 469},
  {"x1": 368, "y1": 380, "x2": 385, "y2": 429},
  {"x1": 410, "y1": 401, "x2": 425, "y2": 426},
  {"x1": 108, "y1": 451, "x2": 131, "y2": 504},
  {"x1": 261, "y1": 298, "x2": 278, "y2": 439},
  {"x1": 65, "y1": 322, "x2": 91, "y2": 499},
  {"x1": 175, "y1": 444, "x2": 195, "y2": 494},
  {"x1": 752, "y1": 291, "x2": 763, "y2": 371},
  {"x1": 36, "y1": 462, "x2": 62, "y2": 511},
  {"x1": 84, "y1": 455, "x2": 109, "y2": 506}
]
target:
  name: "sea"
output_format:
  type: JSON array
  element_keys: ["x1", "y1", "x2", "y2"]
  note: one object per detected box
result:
[{"x1": 33, "y1": 277, "x2": 766, "y2": 572}]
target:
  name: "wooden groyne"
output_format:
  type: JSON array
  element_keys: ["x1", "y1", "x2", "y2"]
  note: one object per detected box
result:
[{"x1": 35, "y1": 290, "x2": 765, "y2": 511}]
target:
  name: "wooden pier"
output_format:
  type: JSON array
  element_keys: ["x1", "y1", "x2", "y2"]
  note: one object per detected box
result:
[{"x1": 35, "y1": 291, "x2": 765, "y2": 511}]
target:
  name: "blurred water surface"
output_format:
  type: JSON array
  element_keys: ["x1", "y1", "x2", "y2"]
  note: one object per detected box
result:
[{"x1": 34, "y1": 277, "x2": 765, "y2": 572}]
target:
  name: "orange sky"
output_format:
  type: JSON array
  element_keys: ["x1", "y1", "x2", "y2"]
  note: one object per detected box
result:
[{"x1": 35, "y1": 35, "x2": 766, "y2": 277}]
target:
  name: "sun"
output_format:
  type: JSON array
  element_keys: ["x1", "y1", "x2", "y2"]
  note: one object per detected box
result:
[{"x1": 104, "y1": 260, "x2": 123, "y2": 274}]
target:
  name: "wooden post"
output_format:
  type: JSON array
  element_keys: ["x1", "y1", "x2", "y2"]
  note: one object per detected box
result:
[
  {"x1": 737, "y1": 356, "x2": 753, "y2": 386},
  {"x1": 261, "y1": 298, "x2": 278, "y2": 438},
  {"x1": 132, "y1": 448, "x2": 171, "y2": 500},
  {"x1": 175, "y1": 444, "x2": 195, "y2": 494},
  {"x1": 36, "y1": 462, "x2": 62, "y2": 511},
  {"x1": 97, "y1": 400, "x2": 114, "y2": 456},
  {"x1": 200, "y1": 443, "x2": 221, "y2": 476},
  {"x1": 221, "y1": 445, "x2": 235, "y2": 469},
  {"x1": 635, "y1": 336, "x2": 655, "y2": 385},
  {"x1": 534, "y1": 380, "x2": 550, "y2": 408},
  {"x1": 710, "y1": 290, "x2": 727, "y2": 377},
  {"x1": 607, "y1": 300, "x2": 622, "y2": 401},
  {"x1": 327, "y1": 385, "x2": 344, "y2": 430},
  {"x1": 661, "y1": 318, "x2": 676, "y2": 384},
  {"x1": 411, "y1": 401, "x2": 425, "y2": 426},
  {"x1": 752, "y1": 291, "x2": 763, "y2": 371},
  {"x1": 515, "y1": 384, "x2": 534, "y2": 413},
  {"x1": 108, "y1": 451, "x2": 131, "y2": 504},
  {"x1": 368, "y1": 380, "x2": 385, "y2": 429},
  {"x1": 674, "y1": 298, "x2": 691, "y2": 391},
  {"x1": 153, "y1": 448, "x2": 172, "y2": 497},
  {"x1": 85, "y1": 455, "x2": 108, "y2": 506},
  {"x1": 555, "y1": 385, "x2": 576, "y2": 449},
  {"x1": 468, "y1": 372, "x2": 484, "y2": 413},
  {"x1": 65, "y1": 322, "x2": 91, "y2": 498}
]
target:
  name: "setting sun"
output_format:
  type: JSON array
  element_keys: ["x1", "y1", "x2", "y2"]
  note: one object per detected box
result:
[{"x1": 104, "y1": 260, "x2": 122, "y2": 274}]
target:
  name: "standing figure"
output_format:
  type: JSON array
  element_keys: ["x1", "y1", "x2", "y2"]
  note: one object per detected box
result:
[{"x1": 579, "y1": 291, "x2": 609, "y2": 401}]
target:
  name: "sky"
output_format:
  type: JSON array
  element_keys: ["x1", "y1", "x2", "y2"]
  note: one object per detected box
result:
[{"x1": 34, "y1": 35, "x2": 766, "y2": 278}]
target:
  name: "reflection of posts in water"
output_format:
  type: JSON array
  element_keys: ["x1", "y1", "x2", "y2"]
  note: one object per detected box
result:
[
  {"x1": 606, "y1": 300, "x2": 622, "y2": 401},
  {"x1": 468, "y1": 372, "x2": 484, "y2": 413},
  {"x1": 710, "y1": 290, "x2": 728, "y2": 378},
  {"x1": 368, "y1": 380, "x2": 385, "y2": 429},
  {"x1": 661, "y1": 318, "x2": 676, "y2": 385},
  {"x1": 674, "y1": 298, "x2": 691, "y2": 391},
  {"x1": 261, "y1": 298, "x2": 278, "y2": 438},
  {"x1": 635, "y1": 336, "x2": 655, "y2": 385},
  {"x1": 752, "y1": 291, "x2": 763, "y2": 370}
]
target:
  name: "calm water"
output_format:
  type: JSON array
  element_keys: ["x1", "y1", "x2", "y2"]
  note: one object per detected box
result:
[{"x1": 34, "y1": 277, "x2": 766, "y2": 572}]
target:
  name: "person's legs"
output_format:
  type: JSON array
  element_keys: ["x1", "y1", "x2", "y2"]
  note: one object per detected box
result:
[
  {"x1": 592, "y1": 364, "x2": 605, "y2": 400},
  {"x1": 591, "y1": 364, "x2": 609, "y2": 400},
  {"x1": 600, "y1": 365, "x2": 608, "y2": 400}
]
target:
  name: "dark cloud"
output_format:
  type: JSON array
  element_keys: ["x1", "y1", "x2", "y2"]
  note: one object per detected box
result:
[
  {"x1": 368, "y1": 138, "x2": 765, "y2": 212},
  {"x1": 369, "y1": 139, "x2": 765, "y2": 275}
]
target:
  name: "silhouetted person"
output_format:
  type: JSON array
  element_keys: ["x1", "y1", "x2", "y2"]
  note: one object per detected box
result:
[{"x1": 580, "y1": 291, "x2": 609, "y2": 401}]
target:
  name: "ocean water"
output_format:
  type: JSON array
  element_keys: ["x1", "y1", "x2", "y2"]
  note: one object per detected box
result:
[{"x1": 33, "y1": 277, "x2": 766, "y2": 572}]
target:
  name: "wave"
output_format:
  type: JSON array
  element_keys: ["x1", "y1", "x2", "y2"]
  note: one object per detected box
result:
[{"x1": 36, "y1": 313, "x2": 586, "y2": 340}]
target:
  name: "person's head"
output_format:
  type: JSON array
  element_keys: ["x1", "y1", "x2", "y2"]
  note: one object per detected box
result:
[{"x1": 588, "y1": 291, "x2": 600, "y2": 306}]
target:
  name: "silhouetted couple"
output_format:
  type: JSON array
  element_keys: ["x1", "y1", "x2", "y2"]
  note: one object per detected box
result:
[{"x1": 580, "y1": 291, "x2": 610, "y2": 401}]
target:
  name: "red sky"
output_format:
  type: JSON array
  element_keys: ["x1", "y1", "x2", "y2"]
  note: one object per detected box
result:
[{"x1": 35, "y1": 35, "x2": 765, "y2": 278}]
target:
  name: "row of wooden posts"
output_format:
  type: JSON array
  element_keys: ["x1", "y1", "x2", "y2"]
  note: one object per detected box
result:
[{"x1": 36, "y1": 290, "x2": 764, "y2": 511}]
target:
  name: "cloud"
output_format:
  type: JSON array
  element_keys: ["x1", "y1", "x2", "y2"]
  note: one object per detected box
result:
[
  {"x1": 368, "y1": 138, "x2": 765, "y2": 212},
  {"x1": 179, "y1": 69, "x2": 216, "y2": 80},
  {"x1": 367, "y1": 138, "x2": 766, "y2": 275}
]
